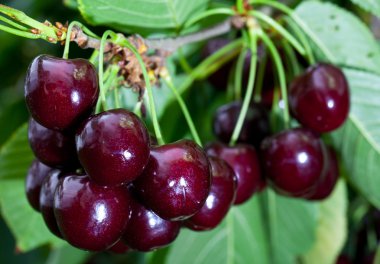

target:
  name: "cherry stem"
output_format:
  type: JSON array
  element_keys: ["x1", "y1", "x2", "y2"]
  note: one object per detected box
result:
[
  {"x1": 161, "y1": 70, "x2": 203, "y2": 147},
  {"x1": 236, "y1": 0, "x2": 245, "y2": 13},
  {"x1": 0, "y1": 15, "x2": 27, "y2": 30},
  {"x1": 177, "y1": 48, "x2": 193, "y2": 74},
  {"x1": 229, "y1": 26, "x2": 258, "y2": 146},
  {"x1": 259, "y1": 29, "x2": 290, "y2": 129},
  {"x1": 254, "y1": 51, "x2": 267, "y2": 102},
  {"x1": 234, "y1": 47, "x2": 249, "y2": 100},
  {"x1": 184, "y1": 7, "x2": 235, "y2": 29},
  {"x1": 250, "y1": 10, "x2": 306, "y2": 56},
  {"x1": 281, "y1": 39, "x2": 301, "y2": 76},
  {"x1": 249, "y1": 0, "x2": 336, "y2": 63},
  {"x1": 115, "y1": 35, "x2": 165, "y2": 145},
  {"x1": 0, "y1": 23, "x2": 40, "y2": 39}
]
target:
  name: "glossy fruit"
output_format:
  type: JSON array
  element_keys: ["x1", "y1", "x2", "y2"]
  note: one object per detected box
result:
[
  {"x1": 133, "y1": 140, "x2": 211, "y2": 221},
  {"x1": 289, "y1": 63, "x2": 350, "y2": 133},
  {"x1": 54, "y1": 175, "x2": 132, "y2": 251},
  {"x1": 28, "y1": 118, "x2": 78, "y2": 169},
  {"x1": 40, "y1": 169, "x2": 63, "y2": 238},
  {"x1": 213, "y1": 101, "x2": 270, "y2": 148},
  {"x1": 108, "y1": 240, "x2": 130, "y2": 254},
  {"x1": 307, "y1": 147, "x2": 339, "y2": 200},
  {"x1": 122, "y1": 198, "x2": 181, "y2": 251},
  {"x1": 76, "y1": 109, "x2": 150, "y2": 186},
  {"x1": 206, "y1": 142, "x2": 263, "y2": 204},
  {"x1": 260, "y1": 128, "x2": 326, "y2": 197},
  {"x1": 25, "y1": 55, "x2": 99, "y2": 131},
  {"x1": 185, "y1": 157, "x2": 237, "y2": 231},
  {"x1": 25, "y1": 160, "x2": 53, "y2": 211}
]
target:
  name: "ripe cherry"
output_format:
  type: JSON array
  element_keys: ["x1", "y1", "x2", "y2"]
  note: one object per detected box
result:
[
  {"x1": 289, "y1": 63, "x2": 350, "y2": 133},
  {"x1": 260, "y1": 128, "x2": 326, "y2": 197},
  {"x1": 108, "y1": 240, "x2": 130, "y2": 254},
  {"x1": 25, "y1": 159, "x2": 53, "y2": 212},
  {"x1": 25, "y1": 55, "x2": 99, "y2": 131},
  {"x1": 206, "y1": 142, "x2": 263, "y2": 205},
  {"x1": 54, "y1": 175, "x2": 132, "y2": 251},
  {"x1": 76, "y1": 109, "x2": 150, "y2": 186},
  {"x1": 28, "y1": 118, "x2": 78, "y2": 169},
  {"x1": 185, "y1": 157, "x2": 237, "y2": 231},
  {"x1": 121, "y1": 197, "x2": 181, "y2": 251},
  {"x1": 213, "y1": 101, "x2": 270, "y2": 148},
  {"x1": 133, "y1": 140, "x2": 211, "y2": 221}
]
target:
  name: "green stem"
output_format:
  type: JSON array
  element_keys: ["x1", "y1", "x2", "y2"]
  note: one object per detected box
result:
[
  {"x1": 259, "y1": 29, "x2": 290, "y2": 128},
  {"x1": 234, "y1": 47, "x2": 249, "y2": 100},
  {"x1": 254, "y1": 51, "x2": 267, "y2": 102},
  {"x1": 116, "y1": 37, "x2": 165, "y2": 145},
  {"x1": 162, "y1": 72, "x2": 202, "y2": 147},
  {"x1": 0, "y1": 23, "x2": 39, "y2": 39},
  {"x1": 236, "y1": 0, "x2": 245, "y2": 13},
  {"x1": 184, "y1": 8, "x2": 235, "y2": 28},
  {"x1": 250, "y1": 10, "x2": 305, "y2": 56},
  {"x1": 0, "y1": 15, "x2": 27, "y2": 30},
  {"x1": 249, "y1": 0, "x2": 336, "y2": 63},
  {"x1": 89, "y1": 49, "x2": 99, "y2": 66},
  {"x1": 177, "y1": 47, "x2": 193, "y2": 74},
  {"x1": 229, "y1": 29, "x2": 258, "y2": 146},
  {"x1": 281, "y1": 39, "x2": 301, "y2": 76}
]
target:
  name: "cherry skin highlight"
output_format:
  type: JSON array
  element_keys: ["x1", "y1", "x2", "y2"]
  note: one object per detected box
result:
[
  {"x1": 206, "y1": 142, "x2": 263, "y2": 205},
  {"x1": 185, "y1": 157, "x2": 237, "y2": 231},
  {"x1": 76, "y1": 108, "x2": 150, "y2": 186},
  {"x1": 53, "y1": 175, "x2": 132, "y2": 251},
  {"x1": 260, "y1": 127, "x2": 325, "y2": 197},
  {"x1": 25, "y1": 55, "x2": 99, "y2": 131},
  {"x1": 133, "y1": 139, "x2": 211, "y2": 221},
  {"x1": 289, "y1": 63, "x2": 350, "y2": 133}
]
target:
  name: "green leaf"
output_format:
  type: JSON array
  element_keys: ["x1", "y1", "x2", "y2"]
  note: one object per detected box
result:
[
  {"x1": 301, "y1": 180, "x2": 348, "y2": 264},
  {"x1": 63, "y1": 0, "x2": 78, "y2": 10},
  {"x1": 350, "y1": 0, "x2": 380, "y2": 18},
  {"x1": 78, "y1": 0, "x2": 209, "y2": 33},
  {"x1": 45, "y1": 244, "x2": 89, "y2": 264},
  {"x1": 295, "y1": 1, "x2": 380, "y2": 74},
  {"x1": 0, "y1": 124, "x2": 64, "y2": 252},
  {"x1": 165, "y1": 196, "x2": 270, "y2": 264},
  {"x1": 331, "y1": 68, "x2": 380, "y2": 208},
  {"x1": 0, "y1": 123, "x2": 33, "y2": 180}
]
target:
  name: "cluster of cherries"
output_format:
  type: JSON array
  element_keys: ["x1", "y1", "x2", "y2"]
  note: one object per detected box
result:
[{"x1": 24, "y1": 36, "x2": 350, "y2": 254}]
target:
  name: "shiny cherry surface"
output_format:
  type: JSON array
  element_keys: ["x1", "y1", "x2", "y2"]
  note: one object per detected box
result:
[
  {"x1": 133, "y1": 140, "x2": 211, "y2": 221},
  {"x1": 54, "y1": 175, "x2": 132, "y2": 251},
  {"x1": 76, "y1": 109, "x2": 150, "y2": 186},
  {"x1": 122, "y1": 198, "x2": 181, "y2": 251},
  {"x1": 185, "y1": 157, "x2": 237, "y2": 231},
  {"x1": 213, "y1": 101, "x2": 270, "y2": 148},
  {"x1": 40, "y1": 169, "x2": 63, "y2": 238},
  {"x1": 28, "y1": 118, "x2": 78, "y2": 169},
  {"x1": 289, "y1": 63, "x2": 350, "y2": 133},
  {"x1": 25, "y1": 55, "x2": 99, "y2": 131},
  {"x1": 108, "y1": 240, "x2": 130, "y2": 254},
  {"x1": 206, "y1": 142, "x2": 262, "y2": 205},
  {"x1": 260, "y1": 128, "x2": 325, "y2": 196},
  {"x1": 25, "y1": 159, "x2": 53, "y2": 211}
]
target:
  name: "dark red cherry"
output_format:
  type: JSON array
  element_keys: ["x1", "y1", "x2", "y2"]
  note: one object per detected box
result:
[
  {"x1": 336, "y1": 255, "x2": 352, "y2": 264},
  {"x1": 76, "y1": 109, "x2": 150, "y2": 186},
  {"x1": 289, "y1": 63, "x2": 350, "y2": 133},
  {"x1": 28, "y1": 118, "x2": 79, "y2": 169},
  {"x1": 213, "y1": 101, "x2": 270, "y2": 148},
  {"x1": 122, "y1": 198, "x2": 181, "y2": 251},
  {"x1": 260, "y1": 128, "x2": 325, "y2": 197},
  {"x1": 25, "y1": 160, "x2": 53, "y2": 211},
  {"x1": 54, "y1": 175, "x2": 132, "y2": 251},
  {"x1": 133, "y1": 140, "x2": 211, "y2": 221},
  {"x1": 39, "y1": 170, "x2": 64, "y2": 238},
  {"x1": 206, "y1": 142, "x2": 263, "y2": 205},
  {"x1": 307, "y1": 147, "x2": 339, "y2": 200},
  {"x1": 25, "y1": 55, "x2": 99, "y2": 131},
  {"x1": 108, "y1": 240, "x2": 130, "y2": 254},
  {"x1": 185, "y1": 157, "x2": 237, "y2": 231}
]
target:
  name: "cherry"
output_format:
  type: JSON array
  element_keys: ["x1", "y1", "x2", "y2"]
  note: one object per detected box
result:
[
  {"x1": 205, "y1": 142, "x2": 263, "y2": 205},
  {"x1": 307, "y1": 147, "x2": 339, "y2": 200},
  {"x1": 289, "y1": 63, "x2": 350, "y2": 133},
  {"x1": 185, "y1": 157, "x2": 237, "y2": 231},
  {"x1": 54, "y1": 175, "x2": 132, "y2": 251},
  {"x1": 133, "y1": 139, "x2": 211, "y2": 221},
  {"x1": 25, "y1": 55, "x2": 99, "y2": 131},
  {"x1": 76, "y1": 109, "x2": 150, "y2": 186},
  {"x1": 121, "y1": 198, "x2": 181, "y2": 252},
  {"x1": 260, "y1": 127, "x2": 326, "y2": 197},
  {"x1": 28, "y1": 118, "x2": 78, "y2": 169},
  {"x1": 108, "y1": 240, "x2": 130, "y2": 254},
  {"x1": 213, "y1": 101, "x2": 270, "y2": 148},
  {"x1": 25, "y1": 159, "x2": 53, "y2": 212},
  {"x1": 39, "y1": 169, "x2": 64, "y2": 238}
]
